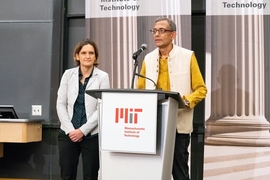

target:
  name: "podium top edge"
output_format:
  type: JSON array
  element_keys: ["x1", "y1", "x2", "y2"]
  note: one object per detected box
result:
[
  {"x1": 86, "y1": 88, "x2": 178, "y2": 94},
  {"x1": 86, "y1": 88, "x2": 185, "y2": 108}
]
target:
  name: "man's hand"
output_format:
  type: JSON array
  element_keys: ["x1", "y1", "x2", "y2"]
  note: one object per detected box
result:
[{"x1": 184, "y1": 99, "x2": 190, "y2": 108}]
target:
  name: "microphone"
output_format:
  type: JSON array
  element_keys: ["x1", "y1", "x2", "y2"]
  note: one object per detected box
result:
[
  {"x1": 135, "y1": 73, "x2": 159, "y2": 89},
  {"x1": 132, "y1": 44, "x2": 147, "y2": 60}
]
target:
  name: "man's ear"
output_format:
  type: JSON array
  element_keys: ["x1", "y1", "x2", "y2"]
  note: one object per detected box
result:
[{"x1": 171, "y1": 31, "x2": 177, "y2": 40}]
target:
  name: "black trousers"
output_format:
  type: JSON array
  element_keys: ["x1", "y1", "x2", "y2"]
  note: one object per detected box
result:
[
  {"x1": 58, "y1": 133, "x2": 99, "y2": 180},
  {"x1": 172, "y1": 133, "x2": 191, "y2": 180}
]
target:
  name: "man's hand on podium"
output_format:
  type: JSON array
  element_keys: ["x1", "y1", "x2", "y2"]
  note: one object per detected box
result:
[{"x1": 184, "y1": 99, "x2": 190, "y2": 108}]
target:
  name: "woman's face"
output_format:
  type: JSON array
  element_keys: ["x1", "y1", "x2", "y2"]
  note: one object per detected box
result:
[{"x1": 75, "y1": 44, "x2": 96, "y2": 68}]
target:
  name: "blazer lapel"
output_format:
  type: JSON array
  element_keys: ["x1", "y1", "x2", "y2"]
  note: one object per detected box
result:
[{"x1": 70, "y1": 68, "x2": 79, "y2": 103}]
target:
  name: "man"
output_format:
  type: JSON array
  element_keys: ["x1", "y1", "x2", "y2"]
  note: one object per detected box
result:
[{"x1": 136, "y1": 17, "x2": 207, "y2": 180}]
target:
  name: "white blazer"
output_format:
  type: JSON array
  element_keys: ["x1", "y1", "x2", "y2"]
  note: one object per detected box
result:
[{"x1": 56, "y1": 66, "x2": 110, "y2": 136}]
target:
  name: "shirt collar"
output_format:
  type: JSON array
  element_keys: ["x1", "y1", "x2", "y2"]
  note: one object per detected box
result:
[{"x1": 79, "y1": 67, "x2": 94, "y2": 80}]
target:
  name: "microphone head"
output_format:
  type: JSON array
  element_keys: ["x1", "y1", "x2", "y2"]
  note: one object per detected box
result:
[{"x1": 141, "y1": 44, "x2": 147, "y2": 50}]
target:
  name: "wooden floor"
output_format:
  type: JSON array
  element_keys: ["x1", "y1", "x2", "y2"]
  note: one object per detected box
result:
[{"x1": 204, "y1": 145, "x2": 270, "y2": 180}]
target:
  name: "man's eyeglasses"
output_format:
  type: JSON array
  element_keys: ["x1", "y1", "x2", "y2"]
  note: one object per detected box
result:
[{"x1": 150, "y1": 28, "x2": 173, "y2": 34}]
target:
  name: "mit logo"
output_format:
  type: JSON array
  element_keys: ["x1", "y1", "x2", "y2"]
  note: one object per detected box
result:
[{"x1": 115, "y1": 108, "x2": 143, "y2": 124}]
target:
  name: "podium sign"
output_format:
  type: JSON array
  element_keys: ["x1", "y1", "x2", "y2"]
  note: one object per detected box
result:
[{"x1": 100, "y1": 92, "x2": 157, "y2": 154}]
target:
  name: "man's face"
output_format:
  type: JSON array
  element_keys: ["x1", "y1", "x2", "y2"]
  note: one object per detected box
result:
[{"x1": 152, "y1": 20, "x2": 176, "y2": 48}]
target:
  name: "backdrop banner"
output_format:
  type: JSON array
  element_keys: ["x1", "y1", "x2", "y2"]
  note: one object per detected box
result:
[
  {"x1": 204, "y1": 0, "x2": 270, "y2": 179},
  {"x1": 85, "y1": 0, "x2": 191, "y2": 88}
]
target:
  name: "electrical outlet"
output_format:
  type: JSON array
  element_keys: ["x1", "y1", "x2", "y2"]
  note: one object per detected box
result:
[{"x1": 32, "y1": 105, "x2": 42, "y2": 116}]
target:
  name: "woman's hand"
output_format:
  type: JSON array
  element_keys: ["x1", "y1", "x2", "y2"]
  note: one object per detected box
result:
[{"x1": 69, "y1": 129, "x2": 84, "y2": 142}]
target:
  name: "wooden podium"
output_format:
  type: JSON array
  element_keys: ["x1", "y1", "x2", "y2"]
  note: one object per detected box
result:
[{"x1": 86, "y1": 89, "x2": 184, "y2": 180}]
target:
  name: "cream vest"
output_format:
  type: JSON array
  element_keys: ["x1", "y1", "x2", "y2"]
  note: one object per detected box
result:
[{"x1": 144, "y1": 45, "x2": 194, "y2": 134}]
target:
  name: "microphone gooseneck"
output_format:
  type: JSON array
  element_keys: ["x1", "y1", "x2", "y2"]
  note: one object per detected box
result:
[{"x1": 135, "y1": 73, "x2": 158, "y2": 89}]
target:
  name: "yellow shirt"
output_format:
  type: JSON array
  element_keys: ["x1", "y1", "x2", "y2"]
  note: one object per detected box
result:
[
  {"x1": 137, "y1": 53, "x2": 206, "y2": 108},
  {"x1": 157, "y1": 57, "x2": 170, "y2": 90}
]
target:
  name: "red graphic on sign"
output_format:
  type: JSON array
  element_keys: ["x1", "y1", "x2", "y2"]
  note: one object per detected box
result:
[{"x1": 115, "y1": 108, "x2": 143, "y2": 124}]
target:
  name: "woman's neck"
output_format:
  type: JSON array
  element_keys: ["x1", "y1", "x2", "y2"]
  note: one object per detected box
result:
[{"x1": 80, "y1": 66, "x2": 93, "y2": 77}]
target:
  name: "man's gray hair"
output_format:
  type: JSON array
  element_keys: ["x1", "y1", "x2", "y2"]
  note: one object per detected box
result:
[{"x1": 155, "y1": 17, "x2": 176, "y2": 31}]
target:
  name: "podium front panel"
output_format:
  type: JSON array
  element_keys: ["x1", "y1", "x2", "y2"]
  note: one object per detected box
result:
[{"x1": 100, "y1": 92, "x2": 158, "y2": 154}]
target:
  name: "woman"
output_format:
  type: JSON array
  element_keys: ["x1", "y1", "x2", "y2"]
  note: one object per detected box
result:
[{"x1": 56, "y1": 39, "x2": 110, "y2": 180}]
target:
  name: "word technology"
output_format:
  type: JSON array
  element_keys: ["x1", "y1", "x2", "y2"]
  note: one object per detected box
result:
[
  {"x1": 100, "y1": 4, "x2": 140, "y2": 11},
  {"x1": 222, "y1": 2, "x2": 267, "y2": 9}
]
